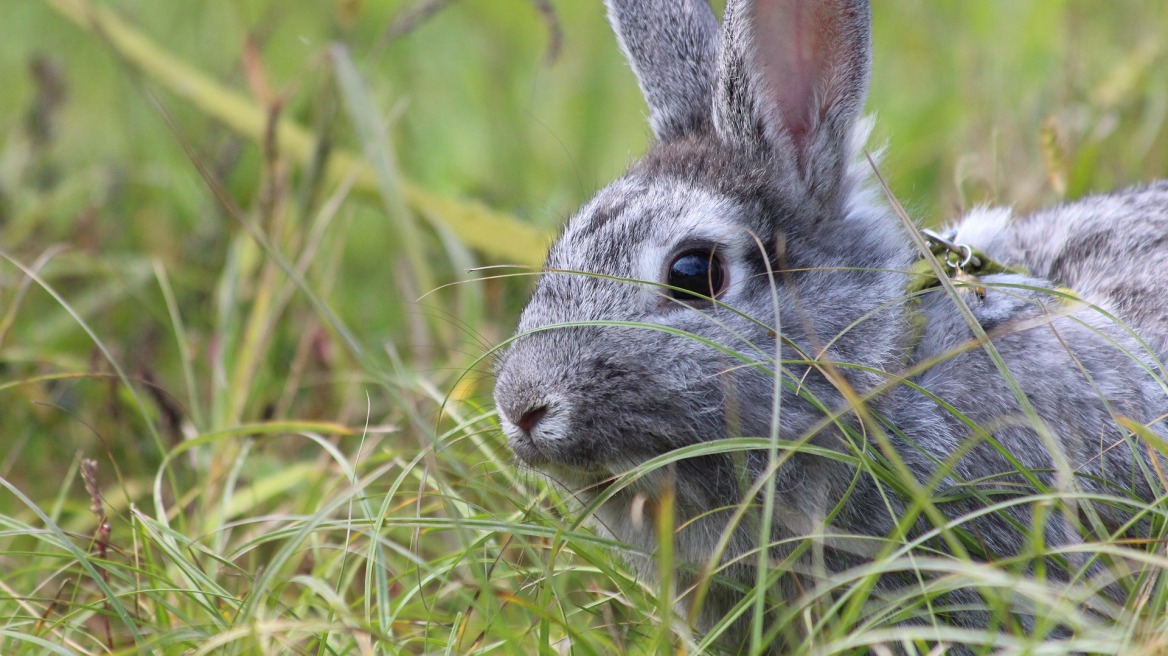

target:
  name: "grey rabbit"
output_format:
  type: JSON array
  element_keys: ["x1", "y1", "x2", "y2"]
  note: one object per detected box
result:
[{"x1": 493, "y1": 0, "x2": 1168, "y2": 651}]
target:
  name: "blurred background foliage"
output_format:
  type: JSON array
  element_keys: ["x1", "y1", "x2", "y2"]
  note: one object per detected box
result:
[{"x1": 1, "y1": 0, "x2": 1167, "y2": 651}]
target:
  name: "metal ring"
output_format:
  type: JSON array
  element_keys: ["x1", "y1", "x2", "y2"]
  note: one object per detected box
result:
[
  {"x1": 945, "y1": 244, "x2": 974, "y2": 271},
  {"x1": 956, "y1": 244, "x2": 973, "y2": 269}
]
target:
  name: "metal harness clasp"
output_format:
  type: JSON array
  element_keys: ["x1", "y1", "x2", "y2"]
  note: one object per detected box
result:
[{"x1": 922, "y1": 228, "x2": 977, "y2": 274}]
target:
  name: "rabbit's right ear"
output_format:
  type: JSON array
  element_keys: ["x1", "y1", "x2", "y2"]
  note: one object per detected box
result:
[
  {"x1": 605, "y1": 0, "x2": 720, "y2": 141},
  {"x1": 715, "y1": 0, "x2": 871, "y2": 207}
]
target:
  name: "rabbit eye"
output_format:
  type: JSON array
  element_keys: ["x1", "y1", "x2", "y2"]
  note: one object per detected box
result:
[{"x1": 668, "y1": 250, "x2": 725, "y2": 301}]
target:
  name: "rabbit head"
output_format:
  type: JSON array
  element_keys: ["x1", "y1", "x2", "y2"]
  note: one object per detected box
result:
[{"x1": 495, "y1": 0, "x2": 908, "y2": 505}]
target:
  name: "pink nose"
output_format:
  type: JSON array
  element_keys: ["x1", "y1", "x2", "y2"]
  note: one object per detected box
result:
[{"x1": 515, "y1": 405, "x2": 548, "y2": 434}]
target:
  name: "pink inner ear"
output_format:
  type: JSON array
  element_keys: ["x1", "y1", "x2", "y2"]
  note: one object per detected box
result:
[{"x1": 750, "y1": 0, "x2": 852, "y2": 147}]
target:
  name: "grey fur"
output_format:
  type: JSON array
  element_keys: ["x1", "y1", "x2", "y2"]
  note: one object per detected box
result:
[
  {"x1": 494, "y1": 0, "x2": 1168, "y2": 650},
  {"x1": 954, "y1": 186, "x2": 1168, "y2": 364}
]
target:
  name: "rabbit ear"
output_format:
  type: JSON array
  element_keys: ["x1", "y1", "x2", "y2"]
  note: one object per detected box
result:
[
  {"x1": 605, "y1": 0, "x2": 720, "y2": 141},
  {"x1": 715, "y1": 0, "x2": 870, "y2": 197}
]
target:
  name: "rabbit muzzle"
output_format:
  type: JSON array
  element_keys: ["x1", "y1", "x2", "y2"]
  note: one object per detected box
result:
[{"x1": 494, "y1": 322, "x2": 743, "y2": 481}]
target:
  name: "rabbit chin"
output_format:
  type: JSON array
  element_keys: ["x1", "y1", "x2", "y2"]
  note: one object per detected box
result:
[
  {"x1": 508, "y1": 425, "x2": 720, "y2": 504},
  {"x1": 511, "y1": 439, "x2": 681, "y2": 497}
]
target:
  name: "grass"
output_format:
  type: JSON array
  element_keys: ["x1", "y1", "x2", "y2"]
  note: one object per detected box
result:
[{"x1": 1, "y1": 0, "x2": 1168, "y2": 654}]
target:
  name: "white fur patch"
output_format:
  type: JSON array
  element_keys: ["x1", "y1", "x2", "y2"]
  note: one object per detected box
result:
[{"x1": 952, "y1": 206, "x2": 1014, "y2": 251}]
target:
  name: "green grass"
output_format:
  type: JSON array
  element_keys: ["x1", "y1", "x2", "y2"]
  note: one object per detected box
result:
[{"x1": 2, "y1": 1, "x2": 1168, "y2": 654}]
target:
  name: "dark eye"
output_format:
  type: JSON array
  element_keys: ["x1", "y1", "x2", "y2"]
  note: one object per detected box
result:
[{"x1": 668, "y1": 250, "x2": 726, "y2": 301}]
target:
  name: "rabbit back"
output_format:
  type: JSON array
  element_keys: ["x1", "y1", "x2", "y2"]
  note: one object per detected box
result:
[{"x1": 954, "y1": 182, "x2": 1168, "y2": 365}]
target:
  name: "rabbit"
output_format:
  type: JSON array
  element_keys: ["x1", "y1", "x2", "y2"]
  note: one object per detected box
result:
[{"x1": 493, "y1": 0, "x2": 1168, "y2": 650}]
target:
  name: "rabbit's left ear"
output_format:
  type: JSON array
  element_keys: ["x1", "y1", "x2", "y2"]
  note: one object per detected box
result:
[
  {"x1": 606, "y1": 0, "x2": 721, "y2": 141},
  {"x1": 715, "y1": 0, "x2": 871, "y2": 199}
]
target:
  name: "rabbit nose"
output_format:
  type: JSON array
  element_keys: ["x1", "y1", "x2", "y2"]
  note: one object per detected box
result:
[
  {"x1": 515, "y1": 404, "x2": 549, "y2": 434},
  {"x1": 497, "y1": 393, "x2": 570, "y2": 447}
]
